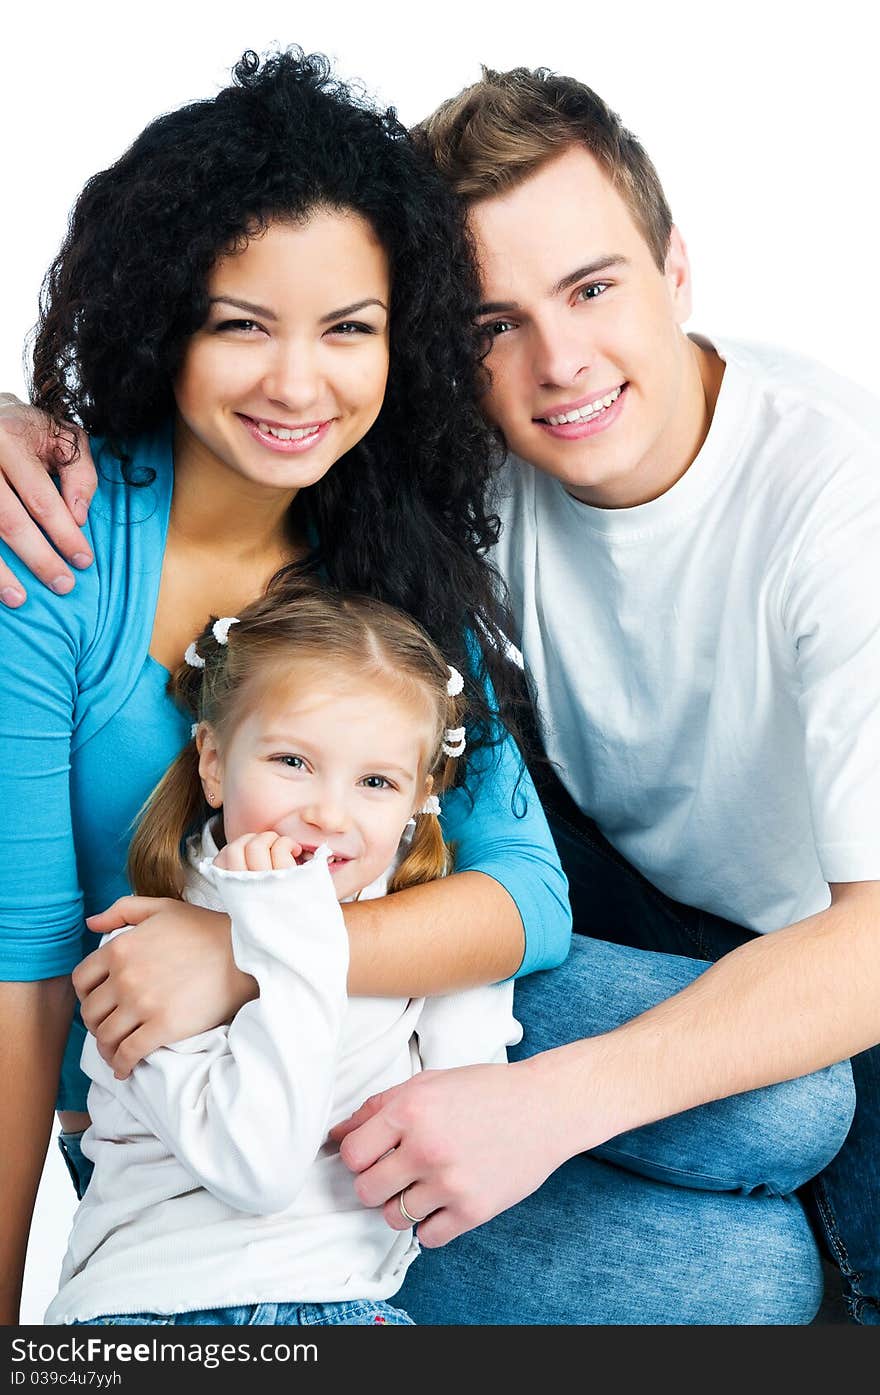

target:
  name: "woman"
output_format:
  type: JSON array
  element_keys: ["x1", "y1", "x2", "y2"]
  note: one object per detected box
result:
[
  {"x1": 0, "y1": 47, "x2": 569, "y2": 1325},
  {"x1": 0, "y1": 48, "x2": 837, "y2": 1327}
]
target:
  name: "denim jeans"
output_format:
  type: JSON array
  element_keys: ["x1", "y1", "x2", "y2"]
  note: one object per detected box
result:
[
  {"x1": 72, "y1": 1300, "x2": 413, "y2": 1326},
  {"x1": 397, "y1": 775, "x2": 862, "y2": 1326}
]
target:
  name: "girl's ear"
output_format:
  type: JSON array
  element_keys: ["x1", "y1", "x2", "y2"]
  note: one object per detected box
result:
[
  {"x1": 413, "y1": 772, "x2": 433, "y2": 815},
  {"x1": 197, "y1": 723, "x2": 224, "y2": 808}
]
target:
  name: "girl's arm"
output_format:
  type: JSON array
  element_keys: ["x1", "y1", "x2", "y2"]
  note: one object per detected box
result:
[
  {"x1": 79, "y1": 728, "x2": 572, "y2": 1076},
  {"x1": 97, "y1": 856, "x2": 350, "y2": 1215}
]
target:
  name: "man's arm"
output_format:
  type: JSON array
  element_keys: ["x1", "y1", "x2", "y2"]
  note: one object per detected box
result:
[
  {"x1": 0, "y1": 397, "x2": 96, "y2": 606},
  {"x1": 333, "y1": 883, "x2": 880, "y2": 1247},
  {"x1": 0, "y1": 977, "x2": 75, "y2": 1324}
]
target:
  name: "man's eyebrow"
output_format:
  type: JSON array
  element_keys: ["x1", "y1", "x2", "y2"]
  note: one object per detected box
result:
[
  {"x1": 476, "y1": 255, "x2": 629, "y2": 316},
  {"x1": 550, "y1": 255, "x2": 629, "y2": 296}
]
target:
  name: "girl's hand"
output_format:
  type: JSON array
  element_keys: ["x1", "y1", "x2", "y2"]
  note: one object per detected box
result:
[
  {"x1": 74, "y1": 898, "x2": 257, "y2": 1078},
  {"x1": 0, "y1": 397, "x2": 97, "y2": 606},
  {"x1": 330, "y1": 1059, "x2": 565, "y2": 1248},
  {"x1": 214, "y1": 832, "x2": 303, "y2": 872}
]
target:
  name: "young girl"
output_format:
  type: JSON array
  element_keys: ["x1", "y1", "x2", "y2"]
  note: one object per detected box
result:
[{"x1": 46, "y1": 578, "x2": 521, "y2": 1327}]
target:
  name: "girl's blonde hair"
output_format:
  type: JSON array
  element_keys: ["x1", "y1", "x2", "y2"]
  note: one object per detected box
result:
[{"x1": 128, "y1": 576, "x2": 464, "y2": 898}]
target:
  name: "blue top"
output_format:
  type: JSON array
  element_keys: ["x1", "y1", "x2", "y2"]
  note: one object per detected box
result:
[{"x1": 0, "y1": 425, "x2": 571, "y2": 1109}]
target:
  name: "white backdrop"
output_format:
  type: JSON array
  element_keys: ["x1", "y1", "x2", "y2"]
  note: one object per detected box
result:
[{"x1": 6, "y1": 0, "x2": 879, "y2": 1324}]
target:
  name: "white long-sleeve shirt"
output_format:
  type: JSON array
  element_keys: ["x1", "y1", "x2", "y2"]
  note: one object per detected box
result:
[{"x1": 46, "y1": 826, "x2": 521, "y2": 1324}]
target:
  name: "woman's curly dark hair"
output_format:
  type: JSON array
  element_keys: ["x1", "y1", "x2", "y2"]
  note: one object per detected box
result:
[{"x1": 30, "y1": 47, "x2": 533, "y2": 784}]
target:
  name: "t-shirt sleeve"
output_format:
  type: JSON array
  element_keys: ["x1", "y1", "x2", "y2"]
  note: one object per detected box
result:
[
  {"x1": 784, "y1": 456, "x2": 880, "y2": 884},
  {"x1": 0, "y1": 549, "x2": 88, "y2": 979},
  {"x1": 440, "y1": 667, "x2": 572, "y2": 977}
]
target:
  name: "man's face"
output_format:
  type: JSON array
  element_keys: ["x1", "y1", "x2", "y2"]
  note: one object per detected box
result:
[{"x1": 469, "y1": 144, "x2": 703, "y2": 509}]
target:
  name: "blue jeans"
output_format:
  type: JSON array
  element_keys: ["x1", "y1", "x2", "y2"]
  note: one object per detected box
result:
[
  {"x1": 397, "y1": 780, "x2": 861, "y2": 1325},
  {"x1": 72, "y1": 1301, "x2": 413, "y2": 1326}
]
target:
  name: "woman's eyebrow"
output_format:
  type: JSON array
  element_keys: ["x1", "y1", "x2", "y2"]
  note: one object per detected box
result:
[
  {"x1": 319, "y1": 298, "x2": 388, "y2": 323},
  {"x1": 209, "y1": 296, "x2": 277, "y2": 320}
]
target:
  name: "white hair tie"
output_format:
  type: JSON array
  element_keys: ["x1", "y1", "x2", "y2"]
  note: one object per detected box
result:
[
  {"x1": 442, "y1": 725, "x2": 467, "y2": 758},
  {"x1": 446, "y1": 665, "x2": 464, "y2": 697},
  {"x1": 417, "y1": 794, "x2": 442, "y2": 816},
  {"x1": 212, "y1": 616, "x2": 240, "y2": 645},
  {"x1": 184, "y1": 641, "x2": 205, "y2": 669}
]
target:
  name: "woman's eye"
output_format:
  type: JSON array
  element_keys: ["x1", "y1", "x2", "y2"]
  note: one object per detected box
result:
[
  {"x1": 215, "y1": 318, "x2": 262, "y2": 334},
  {"x1": 328, "y1": 321, "x2": 374, "y2": 337},
  {"x1": 576, "y1": 282, "x2": 609, "y2": 303}
]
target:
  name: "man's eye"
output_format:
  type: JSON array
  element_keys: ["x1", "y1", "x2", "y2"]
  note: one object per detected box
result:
[
  {"x1": 576, "y1": 282, "x2": 609, "y2": 303},
  {"x1": 484, "y1": 319, "x2": 515, "y2": 337}
]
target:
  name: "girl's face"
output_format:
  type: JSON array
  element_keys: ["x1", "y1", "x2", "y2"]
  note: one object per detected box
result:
[
  {"x1": 174, "y1": 211, "x2": 391, "y2": 497},
  {"x1": 198, "y1": 670, "x2": 435, "y2": 902}
]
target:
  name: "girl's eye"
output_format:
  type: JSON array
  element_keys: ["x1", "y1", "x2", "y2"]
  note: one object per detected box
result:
[
  {"x1": 575, "y1": 282, "x2": 610, "y2": 303},
  {"x1": 360, "y1": 775, "x2": 392, "y2": 790},
  {"x1": 274, "y1": 755, "x2": 305, "y2": 770}
]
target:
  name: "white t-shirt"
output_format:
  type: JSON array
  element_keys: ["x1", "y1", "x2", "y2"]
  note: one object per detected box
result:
[
  {"x1": 492, "y1": 334, "x2": 880, "y2": 933},
  {"x1": 46, "y1": 825, "x2": 521, "y2": 1324}
]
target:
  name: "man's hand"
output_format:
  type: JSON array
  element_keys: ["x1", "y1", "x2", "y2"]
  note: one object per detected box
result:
[
  {"x1": 74, "y1": 897, "x2": 257, "y2": 1077},
  {"x1": 0, "y1": 396, "x2": 97, "y2": 606},
  {"x1": 330, "y1": 1059, "x2": 564, "y2": 1247}
]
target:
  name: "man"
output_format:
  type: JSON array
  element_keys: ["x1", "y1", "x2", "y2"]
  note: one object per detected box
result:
[
  {"x1": 336, "y1": 67, "x2": 880, "y2": 1325},
  {"x1": 1, "y1": 68, "x2": 877, "y2": 1325}
]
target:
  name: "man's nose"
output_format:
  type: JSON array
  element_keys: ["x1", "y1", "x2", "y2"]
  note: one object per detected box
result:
[{"x1": 530, "y1": 314, "x2": 592, "y2": 389}]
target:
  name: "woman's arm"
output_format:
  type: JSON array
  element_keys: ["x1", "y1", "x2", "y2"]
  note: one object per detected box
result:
[
  {"x1": 0, "y1": 547, "x2": 97, "y2": 1321},
  {"x1": 0, "y1": 397, "x2": 96, "y2": 606},
  {"x1": 79, "y1": 729, "x2": 572, "y2": 1076},
  {"x1": 0, "y1": 978, "x2": 75, "y2": 1325}
]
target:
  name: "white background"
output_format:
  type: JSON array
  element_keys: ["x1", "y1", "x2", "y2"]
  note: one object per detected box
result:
[{"x1": 6, "y1": 0, "x2": 878, "y2": 1323}]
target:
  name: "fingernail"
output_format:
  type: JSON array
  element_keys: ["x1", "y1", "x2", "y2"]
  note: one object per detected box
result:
[
  {"x1": 50, "y1": 574, "x2": 75, "y2": 595},
  {"x1": 1, "y1": 586, "x2": 25, "y2": 607},
  {"x1": 72, "y1": 498, "x2": 89, "y2": 526},
  {"x1": 72, "y1": 552, "x2": 92, "y2": 569}
]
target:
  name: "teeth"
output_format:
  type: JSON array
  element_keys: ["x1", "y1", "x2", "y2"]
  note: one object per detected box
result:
[
  {"x1": 256, "y1": 421, "x2": 321, "y2": 441},
  {"x1": 545, "y1": 386, "x2": 622, "y2": 426}
]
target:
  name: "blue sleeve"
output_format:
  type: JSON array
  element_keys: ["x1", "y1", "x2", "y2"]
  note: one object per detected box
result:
[
  {"x1": 0, "y1": 542, "x2": 92, "y2": 980},
  {"x1": 440, "y1": 724, "x2": 572, "y2": 979}
]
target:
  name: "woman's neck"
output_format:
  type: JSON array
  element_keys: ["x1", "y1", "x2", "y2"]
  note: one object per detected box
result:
[{"x1": 170, "y1": 416, "x2": 301, "y2": 558}]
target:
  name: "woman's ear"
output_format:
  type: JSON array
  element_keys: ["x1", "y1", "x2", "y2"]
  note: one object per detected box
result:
[{"x1": 196, "y1": 723, "x2": 224, "y2": 808}]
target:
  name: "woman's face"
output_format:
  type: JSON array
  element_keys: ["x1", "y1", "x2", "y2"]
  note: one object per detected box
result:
[{"x1": 174, "y1": 210, "x2": 391, "y2": 495}]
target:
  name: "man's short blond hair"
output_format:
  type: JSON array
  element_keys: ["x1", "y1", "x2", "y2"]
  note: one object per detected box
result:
[{"x1": 416, "y1": 66, "x2": 673, "y2": 270}]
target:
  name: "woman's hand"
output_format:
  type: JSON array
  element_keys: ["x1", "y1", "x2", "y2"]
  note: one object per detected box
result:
[
  {"x1": 330, "y1": 1058, "x2": 567, "y2": 1248},
  {"x1": 74, "y1": 896, "x2": 258, "y2": 1078},
  {"x1": 0, "y1": 396, "x2": 97, "y2": 606}
]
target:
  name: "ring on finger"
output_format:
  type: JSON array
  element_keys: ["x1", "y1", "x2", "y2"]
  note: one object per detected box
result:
[{"x1": 398, "y1": 1188, "x2": 426, "y2": 1226}]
